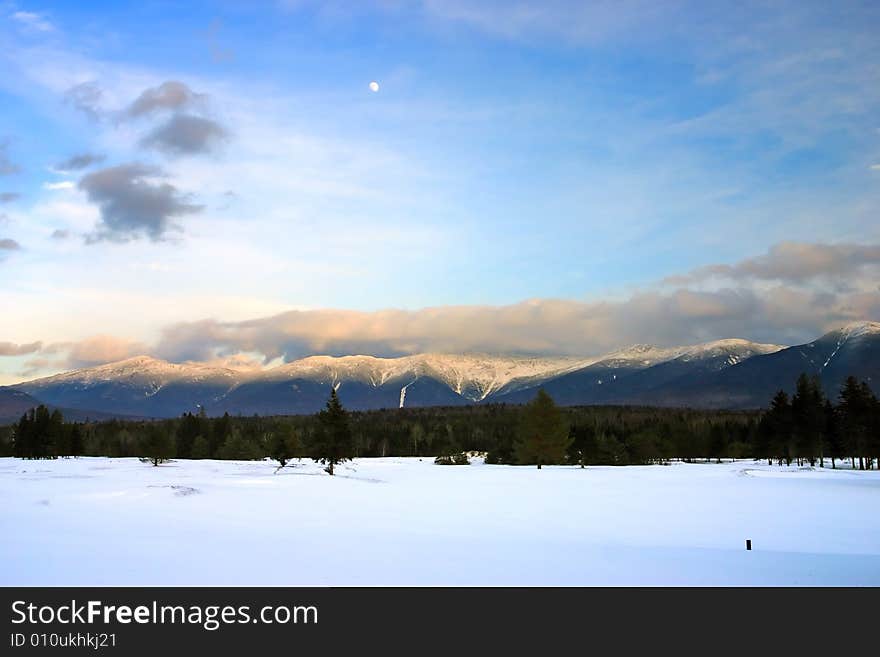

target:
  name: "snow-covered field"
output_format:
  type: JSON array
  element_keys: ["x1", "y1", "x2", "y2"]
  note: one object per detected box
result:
[{"x1": 2, "y1": 456, "x2": 879, "y2": 586}]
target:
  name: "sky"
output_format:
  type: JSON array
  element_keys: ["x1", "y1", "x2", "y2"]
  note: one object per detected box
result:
[{"x1": 1, "y1": 0, "x2": 879, "y2": 384}]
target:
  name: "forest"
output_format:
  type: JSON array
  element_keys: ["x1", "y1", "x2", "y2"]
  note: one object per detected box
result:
[{"x1": 2, "y1": 374, "x2": 878, "y2": 470}]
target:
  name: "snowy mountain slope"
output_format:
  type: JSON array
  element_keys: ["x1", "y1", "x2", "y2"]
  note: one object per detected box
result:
[
  {"x1": 6, "y1": 323, "x2": 879, "y2": 416},
  {"x1": 415, "y1": 354, "x2": 598, "y2": 401},
  {"x1": 16, "y1": 356, "x2": 240, "y2": 417},
  {"x1": 264, "y1": 353, "x2": 597, "y2": 400},
  {"x1": 0, "y1": 388, "x2": 44, "y2": 423},
  {"x1": 213, "y1": 353, "x2": 596, "y2": 415},
  {"x1": 495, "y1": 338, "x2": 784, "y2": 405},
  {"x1": 648, "y1": 322, "x2": 880, "y2": 409}
]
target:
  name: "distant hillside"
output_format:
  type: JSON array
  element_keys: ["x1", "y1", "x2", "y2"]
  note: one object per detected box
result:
[
  {"x1": 0, "y1": 388, "x2": 43, "y2": 424},
  {"x1": 7, "y1": 322, "x2": 879, "y2": 416}
]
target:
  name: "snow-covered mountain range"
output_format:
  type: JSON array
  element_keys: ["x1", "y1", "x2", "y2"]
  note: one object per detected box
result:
[{"x1": 4, "y1": 322, "x2": 879, "y2": 419}]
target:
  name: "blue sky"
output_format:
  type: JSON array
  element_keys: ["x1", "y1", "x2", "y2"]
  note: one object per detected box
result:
[{"x1": 1, "y1": 1, "x2": 880, "y2": 382}]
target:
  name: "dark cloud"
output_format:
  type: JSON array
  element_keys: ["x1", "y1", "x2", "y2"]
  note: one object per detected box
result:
[
  {"x1": 0, "y1": 140, "x2": 21, "y2": 176},
  {"x1": 0, "y1": 237, "x2": 21, "y2": 261},
  {"x1": 78, "y1": 163, "x2": 203, "y2": 243},
  {"x1": 54, "y1": 153, "x2": 105, "y2": 172},
  {"x1": 0, "y1": 192, "x2": 20, "y2": 203},
  {"x1": 64, "y1": 82, "x2": 104, "y2": 121},
  {"x1": 665, "y1": 242, "x2": 880, "y2": 286},
  {"x1": 140, "y1": 114, "x2": 228, "y2": 155},
  {"x1": 0, "y1": 341, "x2": 42, "y2": 356},
  {"x1": 51, "y1": 229, "x2": 71, "y2": 240},
  {"x1": 125, "y1": 81, "x2": 206, "y2": 119}
]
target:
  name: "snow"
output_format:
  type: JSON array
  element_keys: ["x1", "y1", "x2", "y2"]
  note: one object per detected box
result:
[
  {"x1": 839, "y1": 320, "x2": 880, "y2": 340},
  {"x1": 271, "y1": 353, "x2": 599, "y2": 401},
  {"x1": 16, "y1": 338, "x2": 786, "y2": 406},
  {"x1": 2, "y1": 456, "x2": 879, "y2": 586},
  {"x1": 22, "y1": 355, "x2": 240, "y2": 394},
  {"x1": 591, "y1": 338, "x2": 783, "y2": 371},
  {"x1": 819, "y1": 321, "x2": 880, "y2": 369}
]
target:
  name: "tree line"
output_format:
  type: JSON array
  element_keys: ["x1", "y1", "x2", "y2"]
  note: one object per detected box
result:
[
  {"x1": 756, "y1": 375, "x2": 879, "y2": 469},
  {"x1": 2, "y1": 374, "x2": 877, "y2": 470}
]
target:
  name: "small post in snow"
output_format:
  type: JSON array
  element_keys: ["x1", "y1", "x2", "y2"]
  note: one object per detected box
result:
[{"x1": 746, "y1": 539, "x2": 752, "y2": 551}]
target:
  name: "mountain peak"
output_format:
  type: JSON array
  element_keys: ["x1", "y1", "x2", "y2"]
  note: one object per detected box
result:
[
  {"x1": 112, "y1": 355, "x2": 164, "y2": 367},
  {"x1": 839, "y1": 321, "x2": 880, "y2": 339},
  {"x1": 682, "y1": 338, "x2": 784, "y2": 355},
  {"x1": 10, "y1": 324, "x2": 879, "y2": 417}
]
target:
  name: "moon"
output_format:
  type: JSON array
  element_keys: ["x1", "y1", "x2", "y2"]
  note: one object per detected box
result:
[{"x1": 369, "y1": 81, "x2": 380, "y2": 92}]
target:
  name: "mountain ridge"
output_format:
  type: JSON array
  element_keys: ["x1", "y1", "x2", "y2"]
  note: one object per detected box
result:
[{"x1": 4, "y1": 323, "x2": 879, "y2": 418}]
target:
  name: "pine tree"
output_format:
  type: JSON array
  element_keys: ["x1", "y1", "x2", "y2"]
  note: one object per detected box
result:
[
  {"x1": 140, "y1": 423, "x2": 175, "y2": 466},
  {"x1": 514, "y1": 389, "x2": 572, "y2": 469},
  {"x1": 218, "y1": 428, "x2": 262, "y2": 460},
  {"x1": 13, "y1": 405, "x2": 58, "y2": 459},
  {"x1": 268, "y1": 429, "x2": 301, "y2": 471},
  {"x1": 71, "y1": 424, "x2": 84, "y2": 457},
  {"x1": 177, "y1": 412, "x2": 201, "y2": 459},
  {"x1": 823, "y1": 399, "x2": 842, "y2": 469},
  {"x1": 791, "y1": 373, "x2": 825, "y2": 466},
  {"x1": 12, "y1": 411, "x2": 30, "y2": 458},
  {"x1": 309, "y1": 389, "x2": 354, "y2": 475},
  {"x1": 858, "y1": 381, "x2": 879, "y2": 470},
  {"x1": 211, "y1": 412, "x2": 232, "y2": 457},
  {"x1": 46, "y1": 409, "x2": 65, "y2": 457},
  {"x1": 760, "y1": 390, "x2": 793, "y2": 465},
  {"x1": 191, "y1": 435, "x2": 210, "y2": 459},
  {"x1": 837, "y1": 377, "x2": 875, "y2": 469}
]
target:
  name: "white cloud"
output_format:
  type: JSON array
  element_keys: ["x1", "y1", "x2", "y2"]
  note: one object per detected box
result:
[
  {"x1": 43, "y1": 181, "x2": 75, "y2": 190},
  {"x1": 10, "y1": 10, "x2": 54, "y2": 33}
]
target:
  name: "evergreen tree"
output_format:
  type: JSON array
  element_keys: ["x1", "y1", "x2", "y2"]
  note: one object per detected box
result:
[
  {"x1": 628, "y1": 428, "x2": 663, "y2": 465},
  {"x1": 568, "y1": 424, "x2": 598, "y2": 467},
  {"x1": 191, "y1": 435, "x2": 210, "y2": 459},
  {"x1": 754, "y1": 411, "x2": 774, "y2": 466},
  {"x1": 268, "y1": 429, "x2": 301, "y2": 471},
  {"x1": 69, "y1": 424, "x2": 84, "y2": 458},
  {"x1": 791, "y1": 373, "x2": 825, "y2": 466},
  {"x1": 140, "y1": 423, "x2": 175, "y2": 466},
  {"x1": 514, "y1": 389, "x2": 572, "y2": 469},
  {"x1": 760, "y1": 390, "x2": 794, "y2": 465},
  {"x1": 823, "y1": 399, "x2": 842, "y2": 469},
  {"x1": 218, "y1": 428, "x2": 262, "y2": 460},
  {"x1": 0, "y1": 426, "x2": 13, "y2": 457},
  {"x1": 116, "y1": 428, "x2": 137, "y2": 457},
  {"x1": 211, "y1": 412, "x2": 232, "y2": 457},
  {"x1": 838, "y1": 377, "x2": 875, "y2": 470},
  {"x1": 708, "y1": 424, "x2": 727, "y2": 464},
  {"x1": 13, "y1": 405, "x2": 59, "y2": 459},
  {"x1": 12, "y1": 411, "x2": 30, "y2": 458},
  {"x1": 176, "y1": 411, "x2": 201, "y2": 459},
  {"x1": 858, "y1": 381, "x2": 879, "y2": 470},
  {"x1": 309, "y1": 389, "x2": 354, "y2": 475}
]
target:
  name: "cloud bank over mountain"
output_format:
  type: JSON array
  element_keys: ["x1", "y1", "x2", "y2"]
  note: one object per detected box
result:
[{"x1": 0, "y1": 240, "x2": 873, "y2": 382}]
